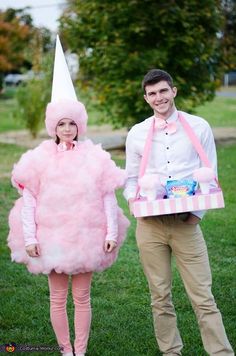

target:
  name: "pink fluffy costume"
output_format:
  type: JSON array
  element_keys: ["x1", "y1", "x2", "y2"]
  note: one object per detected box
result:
[
  {"x1": 7, "y1": 35, "x2": 130, "y2": 356},
  {"x1": 8, "y1": 139, "x2": 129, "y2": 275}
]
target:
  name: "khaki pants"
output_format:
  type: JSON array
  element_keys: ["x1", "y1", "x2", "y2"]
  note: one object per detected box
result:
[{"x1": 136, "y1": 215, "x2": 234, "y2": 356}]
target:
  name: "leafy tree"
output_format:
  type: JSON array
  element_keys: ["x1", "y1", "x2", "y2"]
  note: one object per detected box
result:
[
  {"x1": 0, "y1": 8, "x2": 32, "y2": 89},
  {"x1": 15, "y1": 73, "x2": 51, "y2": 137},
  {"x1": 15, "y1": 34, "x2": 53, "y2": 138},
  {"x1": 59, "y1": 0, "x2": 224, "y2": 128},
  {"x1": 220, "y1": 0, "x2": 236, "y2": 71},
  {"x1": 0, "y1": 8, "x2": 54, "y2": 92},
  {"x1": 0, "y1": 7, "x2": 54, "y2": 136}
]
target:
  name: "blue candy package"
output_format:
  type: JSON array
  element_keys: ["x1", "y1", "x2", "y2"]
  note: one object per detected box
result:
[{"x1": 165, "y1": 179, "x2": 197, "y2": 198}]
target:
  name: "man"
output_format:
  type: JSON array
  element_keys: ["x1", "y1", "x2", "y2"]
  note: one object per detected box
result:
[{"x1": 124, "y1": 69, "x2": 234, "y2": 355}]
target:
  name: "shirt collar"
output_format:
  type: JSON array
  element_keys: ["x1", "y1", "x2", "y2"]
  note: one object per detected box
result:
[
  {"x1": 57, "y1": 140, "x2": 79, "y2": 152},
  {"x1": 154, "y1": 108, "x2": 178, "y2": 123},
  {"x1": 166, "y1": 109, "x2": 178, "y2": 123}
]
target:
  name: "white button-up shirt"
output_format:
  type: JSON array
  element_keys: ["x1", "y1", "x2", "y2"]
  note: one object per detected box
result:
[{"x1": 123, "y1": 109, "x2": 218, "y2": 219}]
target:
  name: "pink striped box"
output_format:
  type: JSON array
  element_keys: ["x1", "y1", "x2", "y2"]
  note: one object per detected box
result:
[{"x1": 132, "y1": 188, "x2": 224, "y2": 218}]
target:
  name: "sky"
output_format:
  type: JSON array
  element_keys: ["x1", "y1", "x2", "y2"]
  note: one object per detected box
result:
[{"x1": 0, "y1": 0, "x2": 67, "y2": 31}]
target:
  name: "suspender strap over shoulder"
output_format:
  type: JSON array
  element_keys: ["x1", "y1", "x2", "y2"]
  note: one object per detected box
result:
[{"x1": 135, "y1": 111, "x2": 218, "y2": 199}]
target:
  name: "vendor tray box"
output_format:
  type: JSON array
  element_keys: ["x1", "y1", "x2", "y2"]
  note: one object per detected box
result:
[{"x1": 132, "y1": 188, "x2": 224, "y2": 218}]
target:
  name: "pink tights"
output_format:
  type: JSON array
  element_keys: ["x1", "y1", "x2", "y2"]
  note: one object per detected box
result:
[{"x1": 48, "y1": 271, "x2": 92, "y2": 354}]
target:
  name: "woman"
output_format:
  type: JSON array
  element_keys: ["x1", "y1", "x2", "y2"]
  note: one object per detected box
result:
[{"x1": 8, "y1": 38, "x2": 129, "y2": 355}]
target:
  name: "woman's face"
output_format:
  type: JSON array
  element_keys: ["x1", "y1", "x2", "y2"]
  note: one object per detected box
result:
[{"x1": 56, "y1": 118, "x2": 78, "y2": 143}]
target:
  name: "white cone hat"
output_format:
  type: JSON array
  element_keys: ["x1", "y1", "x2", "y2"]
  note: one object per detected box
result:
[
  {"x1": 45, "y1": 35, "x2": 88, "y2": 137},
  {"x1": 51, "y1": 35, "x2": 77, "y2": 102}
]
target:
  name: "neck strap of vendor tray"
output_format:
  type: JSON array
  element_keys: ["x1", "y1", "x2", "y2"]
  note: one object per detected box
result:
[{"x1": 135, "y1": 111, "x2": 218, "y2": 199}]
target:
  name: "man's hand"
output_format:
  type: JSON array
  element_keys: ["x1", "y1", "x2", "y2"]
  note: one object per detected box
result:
[
  {"x1": 128, "y1": 198, "x2": 135, "y2": 215},
  {"x1": 184, "y1": 213, "x2": 201, "y2": 225},
  {"x1": 26, "y1": 244, "x2": 40, "y2": 257}
]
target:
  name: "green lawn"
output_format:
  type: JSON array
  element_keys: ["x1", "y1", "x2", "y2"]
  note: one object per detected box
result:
[
  {"x1": 0, "y1": 143, "x2": 235, "y2": 355},
  {"x1": 0, "y1": 98, "x2": 23, "y2": 133},
  {"x1": 194, "y1": 96, "x2": 236, "y2": 127},
  {"x1": 0, "y1": 88, "x2": 235, "y2": 133}
]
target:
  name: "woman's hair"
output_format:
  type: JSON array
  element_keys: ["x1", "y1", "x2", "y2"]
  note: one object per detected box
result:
[
  {"x1": 142, "y1": 69, "x2": 174, "y2": 93},
  {"x1": 55, "y1": 134, "x2": 78, "y2": 144}
]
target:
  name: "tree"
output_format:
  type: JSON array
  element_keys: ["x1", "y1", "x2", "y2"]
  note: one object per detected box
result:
[
  {"x1": 0, "y1": 8, "x2": 53, "y2": 90},
  {"x1": 15, "y1": 32, "x2": 53, "y2": 138},
  {"x1": 15, "y1": 71, "x2": 51, "y2": 138},
  {"x1": 59, "y1": 0, "x2": 224, "y2": 128},
  {"x1": 0, "y1": 8, "x2": 32, "y2": 89},
  {"x1": 220, "y1": 0, "x2": 236, "y2": 71},
  {"x1": 0, "y1": 7, "x2": 54, "y2": 135}
]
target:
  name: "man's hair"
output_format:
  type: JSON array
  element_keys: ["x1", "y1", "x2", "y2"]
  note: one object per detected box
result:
[{"x1": 142, "y1": 69, "x2": 174, "y2": 92}]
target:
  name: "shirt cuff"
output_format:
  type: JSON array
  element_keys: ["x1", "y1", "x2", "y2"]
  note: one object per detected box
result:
[
  {"x1": 25, "y1": 238, "x2": 39, "y2": 247},
  {"x1": 123, "y1": 190, "x2": 136, "y2": 201},
  {"x1": 191, "y1": 210, "x2": 206, "y2": 220}
]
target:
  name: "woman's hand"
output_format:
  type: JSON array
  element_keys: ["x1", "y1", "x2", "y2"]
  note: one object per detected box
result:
[
  {"x1": 104, "y1": 240, "x2": 117, "y2": 253},
  {"x1": 26, "y1": 244, "x2": 40, "y2": 257}
]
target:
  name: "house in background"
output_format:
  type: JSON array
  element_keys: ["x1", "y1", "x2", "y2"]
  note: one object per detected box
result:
[{"x1": 223, "y1": 71, "x2": 236, "y2": 86}]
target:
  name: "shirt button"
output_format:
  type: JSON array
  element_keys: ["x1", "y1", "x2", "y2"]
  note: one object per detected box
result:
[
  {"x1": 169, "y1": 175, "x2": 172, "y2": 178},
  {"x1": 166, "y1": 132, "x2": 168, "y2": 135},
  {"x1": 167, "y1": 161, "x2": 170, "y2": 163},
  {"x1": 166, "y1": 147, "x2": 169, "y2": 149}
]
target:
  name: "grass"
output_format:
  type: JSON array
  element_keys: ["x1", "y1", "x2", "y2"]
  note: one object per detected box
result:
[
  {"x1": 0, "y1": 98, "x2": 23, "y2": 133},
  {"x1": 0, "y1": 86, "x2": 106, "y2": 133},
  {"x1": 0, "y1": 87, "x2": 235, "y2": 133},
  {"x1": 0, "y1": 143, "x2": 236, "y2": 356},
  {"x1": 194, "y1": 96, "x2": 236, "y2": 127},
  {"x1": 0, "y1": 143, "x2": 26, "y2": 177},
  {"x1": 0, "y1": 86, "x2": 235, "y2": 355}
]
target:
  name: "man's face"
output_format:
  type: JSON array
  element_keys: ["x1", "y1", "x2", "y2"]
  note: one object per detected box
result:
[{"x1": 144, "y1": 80, "x2": 177, "y2": 119}]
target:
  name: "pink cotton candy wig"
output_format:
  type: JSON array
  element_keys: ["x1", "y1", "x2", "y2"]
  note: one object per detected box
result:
[{"x1": 45, "y1": 98, "x2": 88, "y2": 137}]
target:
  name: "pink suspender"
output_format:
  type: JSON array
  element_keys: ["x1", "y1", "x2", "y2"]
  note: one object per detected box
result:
[
  {"x1": 135, "y1": 119, "x2": 155, "y2": 197},
  {"x1": 178, "y1": 112, "x2": 212, "y2": 167},
  {"x1": 135, "y1": 112, "x2": 217, "y2": 199}
]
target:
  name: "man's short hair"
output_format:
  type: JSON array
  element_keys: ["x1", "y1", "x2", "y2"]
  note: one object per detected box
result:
[{"x1": 142, "y1": 69, "x2": 174, "y2": 92}]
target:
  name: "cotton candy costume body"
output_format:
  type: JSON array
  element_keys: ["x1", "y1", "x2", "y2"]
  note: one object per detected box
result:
[{"x1": 8, "y1": 139, "x2": 129, "y2": 275}]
